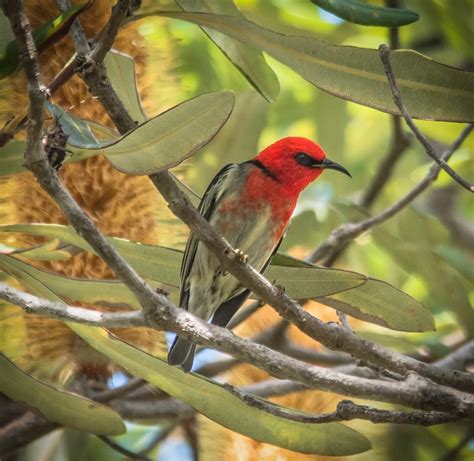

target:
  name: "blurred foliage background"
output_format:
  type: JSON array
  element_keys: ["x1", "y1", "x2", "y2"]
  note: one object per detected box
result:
[{"x1": 2, "y1": 0, "x2": 473, "y2": 460}]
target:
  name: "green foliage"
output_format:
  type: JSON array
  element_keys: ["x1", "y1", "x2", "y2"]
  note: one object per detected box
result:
[
  {"x1": 154, "y1": 10, "x2": 474, "y2": 122},
  {"x1": 0, "y1": 139, "x2": 27, "y2": 176},
  {"x1": 310, "y1": 0, "x2": 419, "y2": 27},
  {"x1": 70, "y1": 324, "x2": 371, "y2": 456},
  {"x1": 104, "y1": 51, "x2": 147, "y2": 124},
  {"x1": 0, "y1": 223, "x2": 434, "y2": 332},
  {"x1": 321, "y1": 278, "x2": 435, "y2": 332},
  {"x1": 0, "y1": 3, "x2": 89, "y2": 79},
  {"x1": 372, "y1": 209, "x2": 474, "y2": 337},
  {"x1": 177, "y1": 0, "x2": 280, "y2": 102},
  {"x1": 0, "y1": 355, "x2": 125, "y2": 435},
  {"x1": 0, "y1": 224, "x2": 366, "y2": 301}
]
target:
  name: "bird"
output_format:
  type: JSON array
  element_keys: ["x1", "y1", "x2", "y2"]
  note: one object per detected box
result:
[{"x1": 168, "y1": 137, "x2": 351, "y2": 371}]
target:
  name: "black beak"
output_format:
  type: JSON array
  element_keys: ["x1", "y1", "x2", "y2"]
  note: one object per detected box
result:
[{"x1": 320, "y1": 158, "x2": 352, "y2": 178}]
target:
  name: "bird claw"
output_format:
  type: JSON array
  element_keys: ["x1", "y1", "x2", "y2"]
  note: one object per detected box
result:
[
  {"x1": 234, "y1": 248, "x2": 248, "y2": 264},
  {"x1": 275, "y1": 284, "x2": 286, "y2": 295},
  {"x1": 155, "y1": 287, "x2": 170, "y2": 297}
]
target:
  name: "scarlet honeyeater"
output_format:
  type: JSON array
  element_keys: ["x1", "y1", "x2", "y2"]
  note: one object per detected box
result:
[{"x1": 168, "y1": 137, "x2": 351, "y2": 371}]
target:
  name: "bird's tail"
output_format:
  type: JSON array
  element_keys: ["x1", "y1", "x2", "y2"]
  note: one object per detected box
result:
[{"x1": 167, "y1": 336, "x2": 197, "y2": 372}]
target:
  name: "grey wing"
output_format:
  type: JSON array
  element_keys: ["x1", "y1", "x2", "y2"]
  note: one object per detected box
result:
[{"x1": 179, "y1": 163, "x2": 238, "y2": 309}]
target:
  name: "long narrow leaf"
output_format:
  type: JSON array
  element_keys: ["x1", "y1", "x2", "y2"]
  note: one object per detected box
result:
[
  {"x1": 71, "y1": 325, "x2": 370, "y2": 455},
  {"x1": 310, "y1": 0, "x2": 419, "y2": 27},
  {"x1": 0, "y1": 224, "x2": 367, "y2": 298},
  {"x1": 0, "y1": 355, "x2": 125, "y2": 435},
  {"x1": 152, "y1": 11, "x2": 474, "y2": 122}
]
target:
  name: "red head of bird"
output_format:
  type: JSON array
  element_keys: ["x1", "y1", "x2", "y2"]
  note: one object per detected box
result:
[{"x1": 254, "y1": 136, "x2": 350, "y2": 200}]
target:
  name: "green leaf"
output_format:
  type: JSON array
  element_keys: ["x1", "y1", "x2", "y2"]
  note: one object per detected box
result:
[
  {"x1": 11, "y1": 239, "x2": 81, "y2": 261},
  {"x1": 265, "y1": 263, "x2": 366, "y2": 299},
  {"x1": 45, "y1": 102, "x2": 110, "y2": 149},
  {"x1": 374, "y1": 232, "x2": 474, "y2": 336},
  {"x1": 0, "y1": 2, "x2": 90, "y2": 79},
  {"x1": 0, "y1": 354, "x2": 125, "y2": 435},
  {"x1": 0, "y1": 11, "x2": 14, "y2": 52},
  {"x1": 71, "y1": 325, "x2": 371, "y2": 455},
  {"x1": 104, "y1": 50, "x2": 147, "y2": 124},
  {"x1": 0, "y1": 139, "x2": 27, "y2": 176},
  {"x1": 177, "y1": 0, "x2": 279, "y2": 102},
  {"x1": 74, "y1": 91, "x2": 235, "y2": 174},
  {"x1": 310, "y1": 0, "x2": 419, "y2": 27},
  {"x1": 436, "y1": 246, "x2": 474, "y2": 282},
  {"x1": 0, "y1": 224, "x2": 367, "y2": 299},
  {"x1": 321, "y1": 278, "x2": 435, "y2": 332},
  {"x1": 153, "y1": 11, "x2": 474, "y2": 122},
  {"x1": 373, "y1": 207, "x2": 473, "y2": 335},
  {"x1": 0, "y1": 253, "x2": 142, "y2": 309},
  {"x1": 0, "y1": 92, "x2": 234, "y2": 177}
]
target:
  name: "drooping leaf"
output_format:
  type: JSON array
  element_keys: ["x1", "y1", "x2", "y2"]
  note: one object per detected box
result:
[
  {"x1": 177, "y1": 0, "x2": 280, "y2": 102},
  {"x1": 272, "y1": 251, "x2": 434, "y2": 331},
  {"x1": 104, "y1": 50, "x2": 147, "y2": 124},
  {"x1": 71, "y1": 325, "x2": 371, "y2": 455},
  {"x1": 310, "y1": 0, "x2": 419, "y2": 27},
  {"x1": 0, "y1": 2, "x2": 90, "y2": 79},
  {"x1": 152, "y1": 11, "x2": 474, "y2": 122},
  {"x1": 0, "y1": 224, "x2": 367, "y2": 299},
  {"x1": 0, "y1": 355, "x2": 125, "y2": 434},
  {"x1": 321, "y1": 278, "x2": 435, "y2": 332}
]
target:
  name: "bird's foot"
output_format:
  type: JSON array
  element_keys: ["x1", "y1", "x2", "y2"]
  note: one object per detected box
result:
[
  {"x1": 234, "y1": 248, "x2": 249, "y2": 264},
  {"x1": 155, "y1": 287, "x2": 170, "y2": 297},
  {"x1": 275, "y1": 284, "x2": 286, "y2": 296}
]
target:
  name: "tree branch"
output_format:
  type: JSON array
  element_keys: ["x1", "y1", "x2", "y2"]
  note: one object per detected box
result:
[
  {"x1": 359, "y1": 116, "x2": 410, "y2": 209},
  {"x1": 2, "y1": 280, "x2": 473, "y2": 417},
  {"x1": 0, "y1": 282, "x2": 146, "y2": 327},
  {"x1": 225, "y1": 387, "x2": 463, "y2": 426},
  {"x1": 309, "y1": 123, "x2": 473, "y2": 264},
  {"x1": 379, "y1": 44, "x2": 474, "y2": 193}
]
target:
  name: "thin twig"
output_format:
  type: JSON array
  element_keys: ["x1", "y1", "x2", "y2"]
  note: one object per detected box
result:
[
  {"x1": 379, "y1": 44, "x2": 474, "y2": 193},
  {"x1": 0, "y1": 410, "x2": 57, "y2": 456},
  {"x1": 309, "y1": 124, "x2": 473, "y2": 264},
  {"x1": 0, "y1": 282, "x2": 146, "y2": 327},
  {"x1": 89, "y1": 0, "x2": 132, "y2": 63},
  {"x1": 226, "y1": 386, "x2": 463, "y2": 425},
  {"x1": 57, "y1": 0, "x2": 90, "y2": 55},
  {"x1": 359, "y1": 116, "x2": 410, "y2": 209},
  {"x1": 94, "y1": 378, "x2": 147, "y2": 403},
  {"x1": 438, "y1": 427, "x2": 474, "y2": 461},
  {"x1": 435, "y1": 341, "x2": 474, "y2": 371},
  {"x1": 97, "y1": 435, "x2": 151, "y2": 461}
]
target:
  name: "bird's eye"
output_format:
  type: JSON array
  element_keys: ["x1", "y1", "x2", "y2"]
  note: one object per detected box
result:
[{"x1": 295, "y1": 152, "x2": 319, "y2": 167}]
